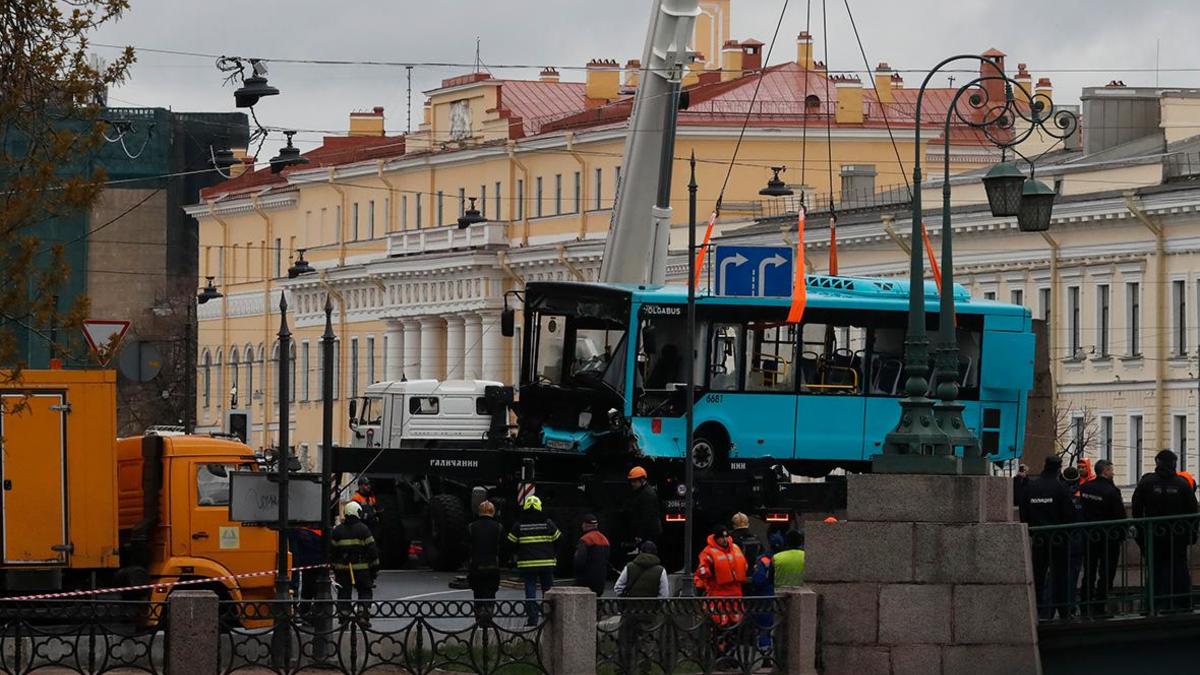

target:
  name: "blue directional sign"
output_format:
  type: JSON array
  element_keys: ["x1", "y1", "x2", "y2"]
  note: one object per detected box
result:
[{"x1": 713, "y1": 245, "x2": 794, "y2": 297}]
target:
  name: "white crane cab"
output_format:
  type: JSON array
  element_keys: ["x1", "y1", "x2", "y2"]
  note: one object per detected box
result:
[{"x1": 347, "y1": 379, "x2": 506, "y2": 449}]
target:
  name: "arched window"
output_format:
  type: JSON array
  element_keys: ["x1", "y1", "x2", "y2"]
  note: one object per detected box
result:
[
  {"x1": 244, "y1": 345, "x2": 255, "y2": 404},
  {"x1": 214, "y1": 349, "x2": 224, "y2": 409},
  {"x1": 202, "y1": 349, "x2": 212, "y2": 408},
  {"x1": 229, "y1": 348, "x2": 240, "y2": 406}
]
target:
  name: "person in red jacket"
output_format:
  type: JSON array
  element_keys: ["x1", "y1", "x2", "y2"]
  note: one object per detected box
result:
[{"x1": 694, "y1": 525, "x2": 748, "y2": 627}]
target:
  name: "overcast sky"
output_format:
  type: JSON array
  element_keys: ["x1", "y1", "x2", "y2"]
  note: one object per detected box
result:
[{"x1": 92, "y1": 0, "x2": 1199, "y2": 160}]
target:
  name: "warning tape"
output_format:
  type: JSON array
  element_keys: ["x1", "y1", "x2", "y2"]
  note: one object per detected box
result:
[{"x1": 1, "y1": 564, "x2": 330, "y2": 602}]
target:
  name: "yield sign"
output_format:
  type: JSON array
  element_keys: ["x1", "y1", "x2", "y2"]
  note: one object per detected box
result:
[{"x1": 81, "y1": 320, "x2": 130, "y2": 367}]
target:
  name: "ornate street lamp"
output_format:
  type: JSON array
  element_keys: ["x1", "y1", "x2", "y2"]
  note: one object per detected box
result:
[
  {"x1": 981, "y1": 161, "x2": 1025, "y2": 217},
  {"x1": 457, "y1": 197, "x2": 487, "y2": 229},
  {"x1": 877, "y1": 55, "x2": 1077, "y2": 475},
  {"x1": 1017, "y1": 177, "x2": 1057, "y2": 232},
  {"x1": 759, "y1": 166, "x2": 794, "y2": 197},
  {"x1": 234, "y1": 59, "x2": 280, "y2": 108},
  {"x1": 197, "y1": 276, "x2": 223, "y2": 304}
]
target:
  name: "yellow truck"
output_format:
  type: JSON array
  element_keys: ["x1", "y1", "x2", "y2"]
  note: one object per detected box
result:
[{"x1": 0, "y1": 369, "x2": 277, "y2": 604}]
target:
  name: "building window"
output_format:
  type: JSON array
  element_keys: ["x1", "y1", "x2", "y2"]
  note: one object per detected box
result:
[
  {"x1": 381, "y1": 335, "x2": 388, "y2": 383},
  {"x1": 554, "y1": 174, "x2": 562, "y2": 215},
  {"x1": 333, "y1": 340, "x2": 341, "y2": 400},
  {"x1": 1129, "y1": 415, "x2": 1144, "y2": 482},
  {"x1": 615, "y1": 165, "x2": 622, "y2": 197},
  {"x1": 274, "y1": 238, "x2": 282, "y2": 279},
  {"x1": 352, "y1": 202, "x2": 360, "y2": 241},
  {"x1": 1072, "y1": 414, "x2": 1085, "y2": 457},
  {"x1": 214, "y1": 350, "x2": 223, "y2": 409},
  {"x1": 228, "y1": 349, "x2": 240, "y2": 407},
  {"x1": 573, "y1": 171, "x2": 581, "y2": 213},
  {"x1": 289, "y1": 343, "x2": 297, "y2": 403},
  {"x1": 1068, "y1": 285, "x2": 1081, "y2": 358},
  {"x1": 383, "y1": 198, "x2": 389, "y2": 233},
  {"x1": 1097, "y1": 284, "x2": 1110, "y2": 357},
  {"x1": 301, "y1": 342, "x2": 310, "y2": 402},
  {"x1": 1173, "y1": 279, "x2": 1187, "y2": 355},
  {"x1": 1126, "y1": 282, "x2": 1141, "y2": 356},
  {"x1": 494, "y1": 182, "x2": 501, "y2": 219},
  {"x1": 1010, "y1": 288, "x2": 1024, "y2": 306},
  {"x1": 983, "y1": 290, "x2": 996, "y2": 301},
  {"x1": 367, "y1": 336, "x2": 376, "y2": 384},
  {"x1": 458, "y1": 187, "x2": 466, "y2": 217},
  {"x1": 202, "y1": 350, "x2": 212, "y2": 408},
  {"x1": 1100, "y1": 415, "x2": 1113, "y2": 462},
  {"x1": 368, "y1": 200, "x2": 376, "y2": 238},
  {"x1": 1039, "y1": 287, "x2": 1051, "y2": 323},
  {"x1": 536, "y1": 177, "x2": 543, "y2": 217},
  {"x1": 480, "y1": 184, "x2": 487, "y2": 218},
  {"x1": 402, "y1": 195, "x2": 409, "y2": 229},
  {"x1": 1176, "y1": 414, "x2": 1189, "y2": 472},
  {"x1": 244, "y1": 346, "x2": 255, "y2": 404},
  {"x1": 350, "y1": 338, "x2": 360, "y2": 398},
  {"x1": 517, "y1": 179, "x2": 525, "y2": 220},
  {"x1": 437, "y1": 191, "x2": 444, "y2": 226},
  {"x1": 336, "y1": 205, "x2": 343, "y2": 243},
  {"x1": 594, "y1": 167, "x2": 603, "y2": 210}
]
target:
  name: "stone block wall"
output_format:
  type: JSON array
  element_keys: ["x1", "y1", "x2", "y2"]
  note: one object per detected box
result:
[{"x1": 807, "y1": 474, "x2": 1041, "y2": 675}]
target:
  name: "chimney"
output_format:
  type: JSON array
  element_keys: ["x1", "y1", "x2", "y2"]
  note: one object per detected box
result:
[
  {"x1": 874, "y1": 63, "x2": 893, "y2": 103},
  {"x1": 1035, "y1": 77, "x2": 1053, "y2": 102},
  {"x1": 834, "y1": 75, "x2": 864, "y2": 124},
  {"x1": 740, "y1": 39, "x2": 764, "y2": 75},
  {"x1": 891, "y1": 72, "x2": 904, "y2": 90},
  {"x1": 623, "y1": 59, "x2": 641, "y2": 90},
  {"x1": 349, "y1": 106, "x2": 385, "y2": 137},
  {"x1": 980, "y1": 48, "x2": 1007, "y2": 117},
  {"x1": 721, "y1": 40, "x2": 743, "y2": 82},
  {"x1": 539, "y1": 67, "x2": 560, "y2": 83},
  {"x1": 1014, "y1": 63, "x2": 1032, "y2": 102},
  {"x1": 797, "y1": 31, "x2": 814, "y2": 70},
  {"x1": 585, "y1": 59, "x2": 620, "y2": 101}
]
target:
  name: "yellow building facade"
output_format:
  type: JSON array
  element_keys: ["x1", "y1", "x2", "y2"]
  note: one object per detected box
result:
[{"x1": 188, "y1": 18, "x2": 1034, "y2": 462}]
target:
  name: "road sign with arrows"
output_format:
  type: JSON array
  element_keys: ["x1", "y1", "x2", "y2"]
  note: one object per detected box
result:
[{"x1": 713, "y1": 245, "x2": 793, "y2": 297}]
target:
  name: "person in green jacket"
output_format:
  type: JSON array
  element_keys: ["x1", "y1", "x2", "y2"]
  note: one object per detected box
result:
[
  {"x1": 613, "y1": 541, "x2": 669, "y2": 674},
  {"x1": 771, "y1": 530, "x2": 806, "y2": 588}
]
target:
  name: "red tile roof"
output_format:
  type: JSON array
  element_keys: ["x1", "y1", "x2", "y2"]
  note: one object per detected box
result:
[
  {"x1": 200, "y1": 135, "x2": 406, "y2": 200},
  {"x1": 492, "y1": 79, "x2": 592, "y2": 137}
]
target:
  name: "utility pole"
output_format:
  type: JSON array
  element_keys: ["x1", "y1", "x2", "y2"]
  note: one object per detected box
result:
[
  {"x1": 272, "y1": 292, "x2": 292, "y2": 666},
  {"x1": 683, "y1": 151, "x2": 698, "y2": 593}
]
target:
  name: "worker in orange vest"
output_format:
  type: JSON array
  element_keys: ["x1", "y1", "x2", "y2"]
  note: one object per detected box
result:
[
  {"x1": 351, "y1": 477, "x2": 381, "y2": 529},
  {"x1": 1178, "y1": 470, "x2": 1197, "y2": 491},
  {"x1": 694, "y1": 525, "x2": 748, "y2": 626}
]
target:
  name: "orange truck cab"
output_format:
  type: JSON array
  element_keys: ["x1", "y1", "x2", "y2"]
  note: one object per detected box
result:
[{"x1": 0, "y1": 369, "x2": 277, "y2": 604}]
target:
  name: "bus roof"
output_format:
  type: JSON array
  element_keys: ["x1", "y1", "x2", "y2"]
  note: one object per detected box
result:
[{"x1": 527, "y1": 275, "x2": 1026, "y2": 316}]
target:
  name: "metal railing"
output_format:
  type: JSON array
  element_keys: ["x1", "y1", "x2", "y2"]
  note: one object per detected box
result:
[
  {"x1": 0, "y1": 601, "x2": 165, "y2": 674},
  {"x1": 1164, "y1": 151, "x2": 1200, "y2": 181},
  {"x1": 1028, "y1": 512, "x2": 1200, "y2": 622},
  {"x1": 219, "y1": 599, "x2": 551, "y2": 674},
  {"x1": 596, "y1": 596, "x2": 787, "y2": 675}
]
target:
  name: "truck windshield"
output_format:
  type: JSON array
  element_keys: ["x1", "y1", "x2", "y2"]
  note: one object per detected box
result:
[{"x1": 358, "y1": 397, "x2": 383, "y2": 425}]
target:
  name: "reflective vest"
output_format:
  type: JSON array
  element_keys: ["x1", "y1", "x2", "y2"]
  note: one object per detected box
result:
[
  {"x1": 694, "y1": 536, "x2": 747, "y2": 597},
  {"x1": 772, "y1": 549, "x2": 806, "y2": 588},
  {"x1": 507, "y1": 515, "x2": 561, "y2": 569}
]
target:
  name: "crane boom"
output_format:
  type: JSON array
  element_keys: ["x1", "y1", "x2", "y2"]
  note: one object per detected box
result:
[{"x1": 599, "y1": 0, "x2": 699, "y2": 286}]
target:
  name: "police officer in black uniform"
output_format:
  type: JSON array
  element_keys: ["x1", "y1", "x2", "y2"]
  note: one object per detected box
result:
[
  {"x1": 1079, "y1": 459, "x2": 1126, "y2": 616},
  {"x1": 1132, "y1": 449, "x2": 1199, "y2": 612},
  {"x1": 1019, "y1": 455, "x2": 1075, "y2": 619}
]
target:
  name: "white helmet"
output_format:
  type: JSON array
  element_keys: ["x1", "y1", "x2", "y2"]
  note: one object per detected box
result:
[{"x1": 344, "y1": 501, "x2": 363, "y2": 519}]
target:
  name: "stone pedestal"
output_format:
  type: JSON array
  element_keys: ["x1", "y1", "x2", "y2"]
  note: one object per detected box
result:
[{"x1": 807, "y1": 474, "x2": 1040, "y2": 675}]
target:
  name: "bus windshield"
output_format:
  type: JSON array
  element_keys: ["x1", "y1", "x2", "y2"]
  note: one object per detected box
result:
[{"x1": 532, "y1": 313, "x2": 627, "y2": 392}]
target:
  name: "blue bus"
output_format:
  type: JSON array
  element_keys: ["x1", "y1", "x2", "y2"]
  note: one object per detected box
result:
[{"x1": 516, "y1": 275, "x2": 1034, "y2": 475}]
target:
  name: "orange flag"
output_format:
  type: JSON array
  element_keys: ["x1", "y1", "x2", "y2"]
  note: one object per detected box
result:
[
  {"x1": 828, "y1": 212, "x2": 839, "y2": 276},
  {"x1": 692, "y1": 210, "x2": 720, "y2": 289},
  {"x1": 786, "y1": 208, "x2": 808, "y2": 324},
  {"x1": 921, "y1": 221, "x2": 942, "y2": 293}
]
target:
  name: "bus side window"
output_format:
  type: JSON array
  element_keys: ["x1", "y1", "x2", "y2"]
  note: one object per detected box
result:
[
  {"x1": 745, "y1": 324, "x2": 795, "y2": 392},
  {"x1": 709, "y1": 324, "x2": 742, "y2": 391},
  {"x1": 869, "y1": 327, "x2": 906, "y2": 396}
]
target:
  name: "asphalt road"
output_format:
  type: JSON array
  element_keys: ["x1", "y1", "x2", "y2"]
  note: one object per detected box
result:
[{"x1": 372, "y1": 569, "x2": 535, "y2": 602}]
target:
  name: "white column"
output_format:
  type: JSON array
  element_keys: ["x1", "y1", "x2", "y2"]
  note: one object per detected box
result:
[
  {"x1": 419, "y1": 316, "x2": 446, "y2": 380},
  {"x1": 479, "y1": 310, "x2": 506, "y2": 383},
  {"x1": 384, "y1": 320, "x2": 404, "y2": 382},
  {"x1": 445, "y1": 315, "x2": 466, "y2": 380},
  {"x1": 401, "y1": 318, "x2": 421, "y2": 381},
  {"x1": 463, "y1": 312, "x2": 483, "y2": 380}
]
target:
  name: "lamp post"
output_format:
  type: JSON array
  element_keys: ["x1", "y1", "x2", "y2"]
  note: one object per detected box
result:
[
  {"x1": 683, "y1": 151, "x2": 698, "y2": 593},
  {"x1": 272, "y1": 292, "x2": 292, "y2": 666},
  {"x1": 877, "y1": 55, "x2": 1078, "y2": 475}
]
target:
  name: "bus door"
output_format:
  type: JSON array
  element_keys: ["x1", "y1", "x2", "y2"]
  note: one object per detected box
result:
[
  {"x1": 723, "y1": 323, "x2": 797, "y2": 459},
  {"x1": 793, "y1": 321, "x2": 866, "y2": 461}
]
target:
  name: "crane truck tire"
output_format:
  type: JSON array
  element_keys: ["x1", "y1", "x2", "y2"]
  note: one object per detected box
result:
[
  {"x1": 421, "y1": 494, "x2": 469, "y2": 571},
  {"x1": 374, "y1": 491, "x2": 410, "y2": 569}
]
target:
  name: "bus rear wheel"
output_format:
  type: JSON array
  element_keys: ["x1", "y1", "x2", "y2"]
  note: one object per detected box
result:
[{"x1": 691, "y1": 430, "x2": 727, "y2": 473}]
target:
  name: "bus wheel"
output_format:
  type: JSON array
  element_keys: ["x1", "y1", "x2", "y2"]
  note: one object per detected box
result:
[
  {"x1": 422, "y1": 494, "x2": 468, "y2": 572},
  {"x1": 692, "y1": 431, "x2": 726, "y2": 473}
]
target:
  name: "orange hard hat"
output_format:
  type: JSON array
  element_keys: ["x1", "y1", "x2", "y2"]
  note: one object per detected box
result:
[
  {"x1": 823, "y1": 516, "x2": 838, "y2": 524},
  {"x1": 628, "y1": 466, "x2": 648, "y2": 480}
]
